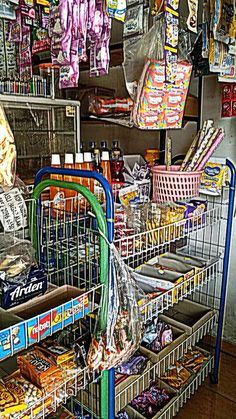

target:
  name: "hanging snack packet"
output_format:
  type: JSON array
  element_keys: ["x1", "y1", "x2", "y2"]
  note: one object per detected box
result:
[
  {"x1": 107, "y1": 0, "x2": 126, "y2": 22},
  {"x1": 123, "y1": 4, "x2": 144, "y2": 38},
  {"x1": 87, "y1": 244, "x2": 144, "y2": 370},
  {"x1": 0, "y1": 106, "x2": 16, "y2": 193},
  {"x1": 200, "y1": 157, "x2": 228, "y2": 196},
  {"x1": 164, "y1": 0, "x2": 180, "y2": 83},
  {"x1": 187, "y1": 0, "x2": 198, "y2": 33}
]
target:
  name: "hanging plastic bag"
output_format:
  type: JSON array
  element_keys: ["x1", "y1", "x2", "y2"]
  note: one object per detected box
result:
[
  {"x1": 123, "y1": 17, "x2": 165, "y2": 100},
  {"x1": 87, "y1": 243, "x2": 144, "y2": 371},
  {"x1": 0, "y1": 106, "x2": 16, "y2": 193}
]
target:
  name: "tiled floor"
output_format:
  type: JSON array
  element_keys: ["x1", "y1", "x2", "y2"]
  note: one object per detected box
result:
[{"x1": 177, "y1": 350, "x2": 236, "y2": 418}]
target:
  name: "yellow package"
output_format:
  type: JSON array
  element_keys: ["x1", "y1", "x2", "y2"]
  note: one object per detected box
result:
[{"x1": 200, "y1": 158, "x2": 228, "y2": 196}]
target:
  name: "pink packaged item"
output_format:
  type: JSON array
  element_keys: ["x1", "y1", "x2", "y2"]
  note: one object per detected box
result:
[{"x1": 133, "y1": 59, "x2": 192, "y2": 129}]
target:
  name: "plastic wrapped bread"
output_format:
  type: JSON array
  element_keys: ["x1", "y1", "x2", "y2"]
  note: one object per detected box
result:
[{"x1": 0, "y1": 106, "x2": 16, "y2": 192}]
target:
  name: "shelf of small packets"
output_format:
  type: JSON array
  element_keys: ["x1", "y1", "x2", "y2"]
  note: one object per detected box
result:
[{"x1": 0, "y1": 333, "x2": 97, "y2": 419}]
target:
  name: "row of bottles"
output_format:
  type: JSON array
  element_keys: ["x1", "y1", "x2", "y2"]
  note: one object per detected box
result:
[{"x1": 49, "y1": 142, "x2": 124, "y2": 213}]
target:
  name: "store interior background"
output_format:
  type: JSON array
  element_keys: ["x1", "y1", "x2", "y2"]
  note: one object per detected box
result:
[
  {"x1": 4, "y1": 2, "x2": 235, "y2": 345},
  {"x1": 79, "y1": 2, "x2": 236, "y2": 345}
]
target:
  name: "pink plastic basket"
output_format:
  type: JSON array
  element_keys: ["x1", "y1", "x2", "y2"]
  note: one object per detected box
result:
[{"x1": 152, "y1": 165, "x2": 203, "y2": 203}]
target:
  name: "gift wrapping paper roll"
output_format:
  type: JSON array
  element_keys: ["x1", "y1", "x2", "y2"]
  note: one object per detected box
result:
[
  {"x1": 196, "y1": 131, "x2": 225, "y2": 171},
  {"x1": 192, "y1": 128, "x2": 221, "y2": 171},
  {"x1": 186, "y1": 127, "x2": 216, "y2": 171},
  {"x1": 180, "y1": 132, "x2": 200, "y2": 171}
]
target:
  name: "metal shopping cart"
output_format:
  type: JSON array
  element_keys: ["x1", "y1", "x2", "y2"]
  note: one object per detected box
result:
[{"x1": 0, "y1": 171, "x2": 114, "y2": 418}]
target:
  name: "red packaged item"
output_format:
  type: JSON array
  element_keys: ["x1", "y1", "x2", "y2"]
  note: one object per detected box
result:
[
  {"x1": 221, "y1": 101, "x2": 232, "y2": 118},
  {"x1": 232, "y1": 101, "x2": 236, "y2": 117},
  {"x1": 88, "y1": 95, "x2": 133, "y2": 115},
  {"x1": 222, "y1": 84, "x2": 232, "y2": 100},
  {"x1": 232, "y1": 84, "x2": 236, "y2": 99}
]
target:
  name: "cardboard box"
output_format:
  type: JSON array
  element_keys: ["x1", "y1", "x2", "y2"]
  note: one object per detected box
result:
[
  {"x1": 133, "y1": 264, "x2": 184, "y2": 304},
  {"x1": 77, "y1": 361, "x2": 152, "y2": 415},
  {"x1": 139, "y1": 326, "x2": 187, "y2": 365},
  {"x1": 9, "y1": 285, "x2": 89, "y2": 345},
  {"x1": 124, "y1": 379, "x2": 177, "y2": 419},
  {"x1": 159, "y1": 299, "x2": 215, "y2": 335},
  {"x1": 0, "y1": 308, "x2": 26, "y2": 361}
]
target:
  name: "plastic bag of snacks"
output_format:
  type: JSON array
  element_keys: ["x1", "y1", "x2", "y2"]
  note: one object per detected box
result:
[
  {"x1": 0, "y1": 234, "x2": 47, "y2": 309},
  {"x1": 0, "y1": 105, "x2": 16, "y2": 193},
  {"x1": 87, "y1": 244, "x2": 144, "y2": 370}
]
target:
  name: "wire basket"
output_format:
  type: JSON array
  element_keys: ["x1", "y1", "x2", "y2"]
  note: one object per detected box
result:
[{"x1": 152, "y1": 165, "x2": 202, "y2": 203}]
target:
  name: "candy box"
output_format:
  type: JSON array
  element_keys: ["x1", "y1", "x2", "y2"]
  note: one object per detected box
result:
[
  {"x1": 140, "y1": 325, "x2": 187, "y2": 366},
  {"x1": 0, "y1": 308, "x2": 26, "y2": 361},
  {"x1": 0, "y1": 267, "x2": 47, "y2": 309},
  {"x1": 9, "y1": 285, "x2": 89, "y2": 346},
  {"x1": 133, "y1": 264, "x2": 184, "y2": 303},
  {"x1": 159, "y1": 299, "x2": 216, "y2": 335},
  {"x1": 124, "y1": 379, "x2": 177, "y2": 419}
]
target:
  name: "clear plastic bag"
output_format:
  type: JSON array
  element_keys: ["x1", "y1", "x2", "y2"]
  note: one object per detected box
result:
[
  {"x1": 87, "y1": 244, "x2": 144, "y2": 371},
  {"x1": 123, "y1": 17, "x2": 165, "y2": 100},
  {"x1": 0, "y1": 106, "x2": 16, "y2": 193},
  {"x1": 0, "y1": 234, "x2": 36, "y2": 279},
  {"x1": 123, "y1": 16, "x2": 194, "y2": 100}
]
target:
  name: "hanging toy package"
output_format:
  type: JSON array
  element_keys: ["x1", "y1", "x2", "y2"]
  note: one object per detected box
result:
[{"x1": 87, "y1": 244, "x2": 144, "y2": 371}]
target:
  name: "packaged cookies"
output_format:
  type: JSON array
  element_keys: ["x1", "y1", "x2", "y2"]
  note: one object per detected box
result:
[{"x1": 17, "y1": 349, "x2": 62, "y2": 392}]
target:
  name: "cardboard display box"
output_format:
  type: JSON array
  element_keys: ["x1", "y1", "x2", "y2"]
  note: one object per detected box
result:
[
  {"x1": 124, "y1": 379, "x2": 177, "y2": 419},
  {"x1": 140, "y1": 326, "x2": 187, "y2": 365},
  {"x1": 159, "y1": 299, "x2": 215, "y2": 335}
]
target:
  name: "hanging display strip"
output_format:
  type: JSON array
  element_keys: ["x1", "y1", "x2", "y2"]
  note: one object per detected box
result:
[
  {"x1": 118, "y1": 356, "x2": 214, "y2": 417},
  {"x1": 114, "y1": 206, "x2": 221, "y2": 260},
  {"x1": 0, "y1": 284, "x2": 103, "y2": 362},
  {"x1": 141, "y1": 258, "x2": 220, "y2": 322}
]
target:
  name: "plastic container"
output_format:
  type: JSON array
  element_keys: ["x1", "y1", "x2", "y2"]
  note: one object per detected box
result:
[
  {"x1": 101, "y1": 151, "x2": 112, "y2": 184},
  {"x1": 50, "y1": 154, "x2": 65, "y2": 216},
  {"x1": 152, "y1": 165, "x2": 202, "y2": 203}
]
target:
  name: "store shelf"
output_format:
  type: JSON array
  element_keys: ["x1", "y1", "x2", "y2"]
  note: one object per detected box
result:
[
  {"x1": 114, "y1": 207, "x2": 221, "y2": 261},
  {"x1": 14, "y1": 366, "x2": 96, "y2": 419},
  {"x1": 0, "y1": 94, "x2": 80, "y2": 109},
  {"x1": 122, "y1": 356, "x2": 214, "y2": 418},
  {"x1": 141, "y1": 258, "x2": 220, "y2": 322},
  {"x1": 0, "y1": 284, "x2": 103, "y2": 362},
  {"x1": 116, "y1": 338, "x2": 215, "y2": 414}
]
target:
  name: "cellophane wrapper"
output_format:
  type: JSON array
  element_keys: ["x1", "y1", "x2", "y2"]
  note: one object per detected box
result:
[{"x1": 87, "y1": 244, "x2": 144, "y2": 371}]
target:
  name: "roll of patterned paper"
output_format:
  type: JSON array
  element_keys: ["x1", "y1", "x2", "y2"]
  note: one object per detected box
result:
[
  {"x1": 180, "y1": 132, "x2": 200, "y2": 171},
  {"x1": 196, "y1": 131, "x2": 225, "y2": 171},
  {"x1": 165, "y1": 136, "x2": 172, "y2": 170},
  {"x1": 198, "y1": 120, "x2": 214, "y2": 145},
  {"x1": 192, "y1": 128, "x2": 221, "y2": 171},
  {"x1": 186, "y1": 127, "x2": 216, "y2": 171}
]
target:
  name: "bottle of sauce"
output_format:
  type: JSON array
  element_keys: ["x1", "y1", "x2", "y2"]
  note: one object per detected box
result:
[
  {"x1": 73, "y1": 152, "x2": 84, "y2": 211},
  {"x1": 100, "y1": 140, "x2": 109, "y2": 153},
  {"x1": 64, "y1": 153, "x2": 75, "y2": 213},
  {"x1": 50, "y1": 154, "x2": 65, "y2": 217},
  {"x1": 101, "y1": 151, "x2": 112, "y2": 184},
  {"x1": 82, "y1": 152, "x2": 94, "y2": 193},
  {"x1": 110, "y1": 140, "x2": 124, "y2": 183}
]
